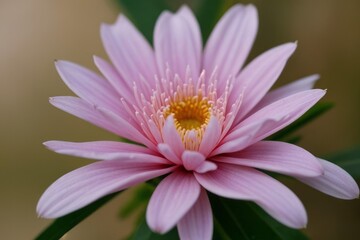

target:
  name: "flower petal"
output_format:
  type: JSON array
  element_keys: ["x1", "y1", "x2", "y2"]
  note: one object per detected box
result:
[
  {"x1": 44, "y1": 140, "x2": 153, "y2": 157},
  {"x1": 230, "y1": 43, "x2": 297, "y2": 123},
  {"x1": 93, "y1": 56, "x2": 134, "y2": 102},
  {"x1": 55, "y1": 61, "x2": 121, "y2": 111},
  {"x1": 204, "y1": 4, "x2": 258, "y2": 85},
  {"x1": 195, "y1": 161, "x2": 218, "y2": 174},
  {"x1": 37, "y1": 161, "x2": 174, "y2": 218},
  {"x1": 297, "y1": 159, "x2": 359, "y2": 199},
  {"x1": 49, "y1": 96, "x2": 124, "y2": 135},
  {"x1": 215, "y1": 141, "x2": 323, "y2": 177},
  {"x1": 253, "y1": 74, "x2": 319, "y2": 112},
  {"x1": 182, "y1": 150, "x2": 206, "y2": 171},
  {"x1": 43, "y1": 140, "x2": 170, "y2": 164},
  {"x1": 178, "y1": 188, "x2": 213, "y2": 240},
  {"x1": 211, "y1": 118, "x2": 276, "y2": 156},
  {"x1": 100, "y1": 15, "x2": 157, "y2": 89},
  {"x1": 97, "y1": 107, "x2": 156, "y2": 150},
  {"x1": 146, "y1": 170, "x2": 201, "y2": 234},
  {"x1": 154, "y1": 6, "x2": 202, "y2": 81},
  {"x1": 162, "y1": 115, "x2": 185, "y2": 158},
  {"x1": 195, "y1": 163, "x2": 307, "y2": 228},
  {"x1": 157, "y1": 143, "x2": 182, "y2": 165},
  {"x1": 199, "y1": 116, "x2": 221, "y2": 157},
  {"x1": 221, "y1": 89, "x2": 326, "y2": 153}
]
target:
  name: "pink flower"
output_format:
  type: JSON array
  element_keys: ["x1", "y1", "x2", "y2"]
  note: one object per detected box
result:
[{"x1": 37, "y1": 4, "x2": 359, "y2": 239}]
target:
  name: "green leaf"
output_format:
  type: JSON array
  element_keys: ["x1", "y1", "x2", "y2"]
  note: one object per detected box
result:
[
  {"x1": 282, "y1": 135, "x2": 302, "y2": 144},
  {"x1": 35, "y1": 191, "x2": 121, "y2": 240},
  {"x1": 115, "y1": 0, "x2": 237, "y2": 44},
  {"x1": 193, "y1": 0, "x2": 235, "y2": 42},
  {"x1": 119, "y1": 184, "x2": 154, "y2": 219},
  {"x1": 115, "y1": 0, "x2": 175, "y2": 43},
  {"x1": 326, "y1": 146, "x2": 360, "y2": 179},
  {"x1": 128, "y1": 217, "x2": 179, "y2": 240},
  {"x1": 210, "y1": 195, "x2": 309, "y2": 240},
  {"x1": 269, "y1": 102, "x2": 334, "y2": 141}
]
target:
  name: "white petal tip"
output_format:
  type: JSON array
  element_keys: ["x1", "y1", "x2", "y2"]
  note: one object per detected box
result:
[
  {"x1": 344, "y1": 187, "x2": 360, "y2": 200},
  {"x1": 178, "y1": 5, "x2": 191, "y2": 13},
  {"x1": 245, "y1": 4, "x2": 257, "y2": 12},
  {"x1": 54, "y1": 59, "x2": 67, "y2": 68},
  {"x1": 289, "y1": 219, "x2": 307, "y2": 229}
]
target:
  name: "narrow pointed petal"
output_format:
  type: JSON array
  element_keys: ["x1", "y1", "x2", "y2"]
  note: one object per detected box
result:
[
  {"x1": 182, "y1": 150, "x2": 206, "y2": 171},
  {"x1": 43, "y1": 140, "x2": 169, "y2": 164},
  {"x1": 154, "y1": 6, "x2": 202, "y2": 81},
  {"x1": 253, "y1": 74, "x2": 319, "y2": 112},
  {"x1": 93, "y1": 56, "x2": 134, "y2": 102},
  {"x1": 147, "y1": 170, "x2": 201, "y2": 234},
  {"x1": 230, "y1": 43, "x2": 297, "y2": 123},
  {"x1": 49, "y1": 96, "x2": 125, "y2": 136},
  {"x1": 100, "y1": 15, "x2": 157, "y2": 87},
  {"x1": 162, "y1": 115, "x2": 185, "y2": 158},
  {"x1": 215, "y1": 141, "x2": 323, "y2": 177},
  {"x1": 55, "y1": 60, "x2": 121, "y2": 112},
  {"x1": 297, "y1": 159, "x2": 359, "y2": 199},
  {"x1": 195, "y1": 163, "x2": 307, "y2": 228},
  {"x1": 199, "y1": 116, "x2": 221, "y2": 157},
  {"x1": 178, "y1": 189, "x2": 213, "y2": 240},
  {"x1": 97, "y1": 107, "x2": 156, "y2": 150},
  {"x1": 37, "y1": 161, "x2": 174, "y2": 218},
  {"x1": 222, "y1": 89, "x2": 326, "y2": 153},
  {"x1": 204, "y1": 4, "x2": 258, "y2": 84},
  {"x1": 212, "y1": 119, "x2": 276, "y2": 156},
  {"x1": 44, "y1": 140, "x2": 154, "y2": 159}
]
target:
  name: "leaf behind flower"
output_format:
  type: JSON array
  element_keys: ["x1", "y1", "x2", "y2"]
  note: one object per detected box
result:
[
  {"x1": 327, "y1": 146, "x2": 360, "y2": 179},
  {"x1": 210, "y1": 194, "x2": 309, "y2": 240}
]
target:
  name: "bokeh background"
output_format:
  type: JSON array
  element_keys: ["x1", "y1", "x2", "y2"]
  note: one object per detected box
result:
[{"x1": 1, "y1": 0, "x2": 359, "y2": 239}]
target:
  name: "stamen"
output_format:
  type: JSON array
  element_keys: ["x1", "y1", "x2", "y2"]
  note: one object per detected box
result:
[{"x1": 127, "y1": 66, "x2": 236, "y2": 151}]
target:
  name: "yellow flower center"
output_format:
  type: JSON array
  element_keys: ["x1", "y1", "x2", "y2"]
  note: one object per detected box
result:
[{"x1": 165, "y1": 96, "x2": 211, "y2": 131}]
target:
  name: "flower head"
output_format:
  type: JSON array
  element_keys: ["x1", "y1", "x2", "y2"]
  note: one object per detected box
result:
[{"x1": 37, "y1": 4, "x2": 359, "y2": 239}]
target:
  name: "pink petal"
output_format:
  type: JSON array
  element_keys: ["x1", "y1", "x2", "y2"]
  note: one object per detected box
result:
[
  {"x1": 222, "y1": 89, "x2": 326, "y2": 153},
  {"x1": 204, "y1": 4, "x2": 258, "y2": 86},
  {"x1": 230, "y1": 43, "x2": 297, "y2": 123},
  {"x1": 215, "y1": 141, "x2": 323, "y2": 177},
  {"x1": 55, "y1": 60, "x2": 122, "y2": 113},
  {"x1": 157, "y1": 143, "x2": 182, "y2": 165},
  {"x1": 195, "y1": 163, "x2": 307, "y2": 228},
  {"x1": 93, "y1": 56, "x2": 134, "y2": 102},
  {"x1": 154, "y1": 6, "x2": 202, "y2": 81},
  {"x1": 100, "y1": 15, "x2": 157, "y2": 89},
  {"x1": 146, "y1": 170, "x2": 201, "y2": 234},
  {"x1": 37, "y1": 161, "x2": 175, "y2": 218},
  {"x1": 297, "y1": 159, "x2": 359, "y2": 199},
  {"x1": 44, "y1": 141, "x2": 154, "y2": 160},
  {"x1": 253, "y1": 74, "x2": 319, "y2": 112},
  {"x1": 97, "y1": 107, "x2": 156, "y2": 150},
  {"x1": 182, "y1": 150, "x2": 206, "y2": 171},
  {"x1": 43, "y1": 140, "x2": 170, "y2": 164},
  {"x1": 199, "y1": 116, "x2": 221, "y2": 157},
  {"x1": 178, "y1": 188, "x2": 213, "y2": 240},
  {"x1": 162, "y1": 115, "x2": 185, "y2": 158},
  {"x1": 195, "y1": 161, "x2": 218, "y2": 174},
  {"x1": 49, "y1": 96, "x2": 125, "y2": 136},
  {"x1": 212, "y1": 119, "x2": 275, "y2": 156}
]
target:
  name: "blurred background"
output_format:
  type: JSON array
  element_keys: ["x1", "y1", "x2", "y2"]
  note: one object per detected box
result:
[{"x1": 1, "y1": 0, "x2": 359, "y2": 239}]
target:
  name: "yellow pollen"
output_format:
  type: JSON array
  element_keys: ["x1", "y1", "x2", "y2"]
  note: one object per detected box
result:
[{"x1": 164, "y1": 96, "x2": 211, "y2": 131}]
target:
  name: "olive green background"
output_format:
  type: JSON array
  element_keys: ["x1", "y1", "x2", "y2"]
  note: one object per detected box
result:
[{"x1": 1, "y1": 0, "x2": 359, "y2": 239}]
